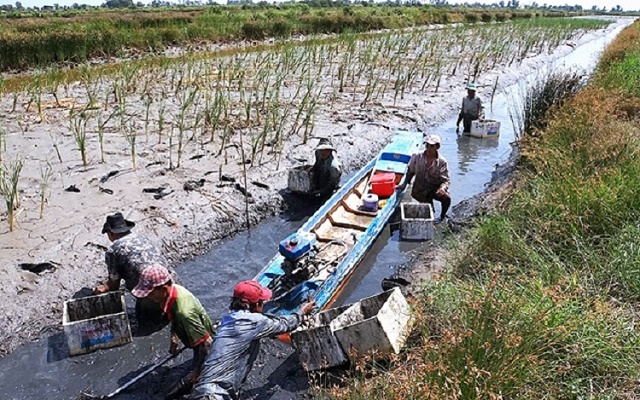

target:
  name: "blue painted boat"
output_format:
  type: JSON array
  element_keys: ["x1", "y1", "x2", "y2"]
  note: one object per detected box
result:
[{"x1": 254, "y1": 130, "x2": 423, "y2": 317}]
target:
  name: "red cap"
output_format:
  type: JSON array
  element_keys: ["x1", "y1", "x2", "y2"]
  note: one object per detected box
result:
[
  {"x1": 233, "y1": 280, "x2": 272, "y2": 304},
  {"x1": 132, "y1": 265, "x2": 171, "y2": 298}
]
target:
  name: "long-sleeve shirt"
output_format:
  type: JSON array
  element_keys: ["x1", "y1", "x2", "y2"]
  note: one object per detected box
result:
[
  {"x1": 407, "y1": 151, "x2": 450, "y2": 194},
  {"x1": 190, "y1": 310, "x2": 303, "y2": 398},
  {"x1": 460, "y1": 95, "x2": 484, "y2": 119},
  {"x1": 312, "y1": 152, "x2": 342, "y2": 196}
]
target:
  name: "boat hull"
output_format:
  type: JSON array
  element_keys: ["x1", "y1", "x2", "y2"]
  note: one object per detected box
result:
[{"x1": 255, "y1": 131, "x2": 423, "y2": 317}]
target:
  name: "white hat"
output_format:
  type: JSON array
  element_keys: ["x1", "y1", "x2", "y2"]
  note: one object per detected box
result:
[
  {"x1": 466, "y1": 83, "x2": 477, "y2": 91},
  {"x1": 316, "y1": 138, "x2": 335, "y2": 151},
  {"x1": 424, "y1": 134, "x2": 441, "y2": 145}
]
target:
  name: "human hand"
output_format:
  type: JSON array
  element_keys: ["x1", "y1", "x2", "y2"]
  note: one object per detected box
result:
[
  {"x1": 169, "y1": 336, "x2": 180, "y2": 356},
  {"x1": 300, "y1": 301, "x2": 316, "y2": 316},
  {"x1": 436, "y1": 188, "x2": 446, "y2": 196},
  {"x1": 93, "y1": 284, "x2": 109, "y2": 294}
]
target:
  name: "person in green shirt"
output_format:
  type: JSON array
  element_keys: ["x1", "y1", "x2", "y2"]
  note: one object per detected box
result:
[
  {"x1": 311, "y1": 138, "x2": 342, "y2": 199},
  {"x1": 132, "y1": 265, "x2": 214, "y2": 400}
]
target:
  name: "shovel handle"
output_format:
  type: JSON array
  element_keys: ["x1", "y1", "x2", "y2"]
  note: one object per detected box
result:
[{"x1": 104, "y1": 347, "x2": 186, "y2": 399}]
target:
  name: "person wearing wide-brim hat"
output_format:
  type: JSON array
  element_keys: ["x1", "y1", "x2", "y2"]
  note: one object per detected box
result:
[
  {"x1": 94, "y1": 212, "x2": 172, "y2": 323},
  {"x1": 397, "y1": 134, "x2": 451, "y2": 224},
  {"x1": 456, "y1": 83, "x2": 485, "y2": 134},
  {"x1": 311, "y1": 138, "x2": 342, "y2": 199}
]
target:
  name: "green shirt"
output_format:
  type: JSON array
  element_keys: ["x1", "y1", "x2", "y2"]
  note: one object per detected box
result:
[{"x1": 164, "y1": 284, "x2": 215, "y2": 348}]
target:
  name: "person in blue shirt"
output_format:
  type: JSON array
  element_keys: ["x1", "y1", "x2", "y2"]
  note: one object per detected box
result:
[{"x1": 189, "y1": 280, "x2": 315, "y2": 400}]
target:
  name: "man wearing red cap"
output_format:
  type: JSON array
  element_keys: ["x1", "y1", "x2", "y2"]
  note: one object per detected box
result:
[
  {"x1": 189, "y1": 280, "x2": 315, "y2": 400},
  {"x1": 132, "y1": 265, "x2": 215, "y2": 399}
]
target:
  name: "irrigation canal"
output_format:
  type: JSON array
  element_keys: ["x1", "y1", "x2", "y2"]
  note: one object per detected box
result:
[{"x1": 0, "y1": 18, "x2": 633, "y2": 400}]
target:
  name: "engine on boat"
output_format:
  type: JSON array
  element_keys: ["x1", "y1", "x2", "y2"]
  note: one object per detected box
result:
[{"x1": 268, "y1": 232, "x2": 320, "y2": 299}]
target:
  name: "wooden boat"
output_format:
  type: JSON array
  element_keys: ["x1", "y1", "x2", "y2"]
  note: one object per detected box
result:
[{"x1": 254, "y1": 131, "x2": 423, "y2": 317}]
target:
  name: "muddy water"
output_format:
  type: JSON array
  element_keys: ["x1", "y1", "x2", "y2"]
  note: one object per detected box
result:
[{"x1": 0, "y1": 19, "x2": 632, "y2": 400}]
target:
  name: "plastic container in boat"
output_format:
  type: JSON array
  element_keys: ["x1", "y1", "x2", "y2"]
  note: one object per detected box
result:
[
  {"x1": 370, "y1": 172, "x2": 396, "y2": 198},
  {"x1": 362, "y1": 193, "x2": 379, "y2": 212}
]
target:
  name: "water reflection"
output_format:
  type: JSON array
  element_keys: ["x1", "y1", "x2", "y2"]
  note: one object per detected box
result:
[{"x1": 455, "y1": 132, "x2": 500, "y2": 173}]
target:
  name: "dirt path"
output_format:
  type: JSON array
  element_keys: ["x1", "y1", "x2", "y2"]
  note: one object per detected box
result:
[{"x1": 0, "y1": 18, "x2": 629, "y2": 358}]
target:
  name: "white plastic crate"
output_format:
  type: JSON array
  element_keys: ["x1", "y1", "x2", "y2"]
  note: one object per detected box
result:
[
  {"x1": 469, "y1": 119, "x2": 501, "y2": 138},
  {"x1": 291, "y1": 288, "x2": 412, "y2": 371},
  {"x1": 62, "y1": 291, "x2": 132, "y2": 356},
  {"x1": 400, "y1": 202, "x2": 434, "y2": 241}
]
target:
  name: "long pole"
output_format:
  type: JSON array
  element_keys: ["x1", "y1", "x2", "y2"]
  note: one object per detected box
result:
[{"x1": 102, "y1": 347, "x2": 186, "y2": 399}]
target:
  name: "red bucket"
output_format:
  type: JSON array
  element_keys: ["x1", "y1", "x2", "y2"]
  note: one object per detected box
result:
[{"x1": 370, "y1": 172, "x2": 396, "y2": 198}]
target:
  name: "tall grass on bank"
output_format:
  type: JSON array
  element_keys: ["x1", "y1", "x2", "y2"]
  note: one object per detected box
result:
[
  {"x1": 0, "y1": 5, "x2": 584, "y2": 72},
  {"x1": 326, "y1": 20, "x2": 640, "y2": 400},
  {"x1": 509, "y1": 70, "x2": 585, "y2": 137}
]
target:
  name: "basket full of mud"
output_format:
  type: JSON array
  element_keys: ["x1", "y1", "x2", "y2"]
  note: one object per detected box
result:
[
  {"x1": 288, "y1": 165, "x2": 314, "y2": 194},
  {"x1": 62, "y1": 291, "x2": 132, "y2": 356},
  {"x1": 291, "y1": 287, "x2": 412, "y2": 371}
]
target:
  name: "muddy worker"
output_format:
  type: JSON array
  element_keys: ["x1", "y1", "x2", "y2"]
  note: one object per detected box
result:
[
  {"x1": 310, "y1": 138, "x2": 342, "y2": 199},
  {"x1": 456, "y1": 83, "x2": 484, "y2": 134},
  {"x1": 398, "y1": 134, "x2": 451, "y2": 224},
  {"x1": 132, "y1": 265, "x2": 215, "y2": 400},
  {"x1": 94, "y1": 211, "x2": 172, "y2": 322},
  {"x1": 189, "y1": 280, "x2": 316, "y2": 400}
]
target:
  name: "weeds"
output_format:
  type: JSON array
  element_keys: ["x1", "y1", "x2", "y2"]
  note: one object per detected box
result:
[
  {"x1": 0, "y1": 158, "x2": 24, "y2": 232},
  {"x1": 39, "y1": 160, "x2": 52, "y2": 219},
  {"x1": 70, "y1": 111, "x2": 89, "y2": 167}
]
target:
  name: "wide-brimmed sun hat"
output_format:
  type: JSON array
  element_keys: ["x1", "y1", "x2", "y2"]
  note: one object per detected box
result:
[
  {"x1": 233, "y1": 280, "x2": 272, "y2": 304},
  {"x1": 315, "y1": 138, "x2": 335, "y2": 151},
  {"x1": 424, "y1": 134, "x2": 442, "y2": 146},
  {"x1": 132, "y1": 265, "x2": 171, "y2": 298},
  {"x1": 102, "y1": 212, "x2": 135, "y2": 234},
  {"x1": 466, "y1": 83, "x2": 477, "y2": 91}
]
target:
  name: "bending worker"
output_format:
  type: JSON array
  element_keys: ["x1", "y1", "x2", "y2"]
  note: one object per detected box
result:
[
  {"x1": 132, "y1": 265, "x2": 215, "y2": 399},
  {"x1": 398, "y1": 134, "x2": 451, "y2": 224},
  {"x1": 189, "y1": 280, "x2": 316, "y2": 400},
  {"x1": 94, "y1": 212, "x2": 173, "y2": 322},
  {"x1": 311, "y1": 138, "x2": 342, "y2": 199},
  {"x1": 456, "y1": 83, "x2": 484, "y2": 134}
]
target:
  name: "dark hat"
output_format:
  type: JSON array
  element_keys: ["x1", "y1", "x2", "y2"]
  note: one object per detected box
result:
[
  {"x1": 315, "y1": 138, "x2": 335, "y2": 151},
  {"x1": 102, "y1": 212, "x2": 135, "y2": 234}
]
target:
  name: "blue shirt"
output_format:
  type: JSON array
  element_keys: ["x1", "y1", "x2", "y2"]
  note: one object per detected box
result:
[{"x1": 191, "y1": 310, "x2": 302, "y2": 397}]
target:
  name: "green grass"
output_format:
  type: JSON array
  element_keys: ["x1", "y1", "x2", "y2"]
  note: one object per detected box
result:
[
  {"x1": 0, "y1": 4, "x2": 595, "y2": 72},
  {"x1": 326, "y1": 19, "x2": 640, "y2": 400}
]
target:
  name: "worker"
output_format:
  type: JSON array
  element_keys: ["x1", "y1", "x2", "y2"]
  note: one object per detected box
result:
[
  {"x1": 132, "y1": 264, "x2": 215, "y2": 400},
  {"x1": 189, "y1": 280, "x2": 316, "y2": 400},
  {"x1": 398, "y1": 134, "x2": 451, "y2": 224},
  {"x1": 94, "y1": 212, "x2": 172, "y2": 323},
  {"x1": 456, "y1": 83, "x2": 484, "y2": 134},
  {"x1": 311, "y1": 138, "x2": 342, "y2": 199}
]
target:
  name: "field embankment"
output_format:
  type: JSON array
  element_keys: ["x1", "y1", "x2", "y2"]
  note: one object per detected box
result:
[
  {"x1": 0, "y1": 4, "x2": 578, "y2": 72},
  {"x1": 329, "y1": 19, "x2": 640, "y2": 399}
]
